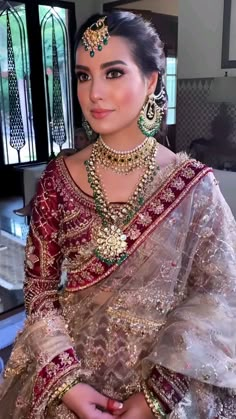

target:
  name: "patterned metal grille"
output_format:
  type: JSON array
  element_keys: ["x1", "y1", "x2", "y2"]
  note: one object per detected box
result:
[
  {"x1": 40, "y1": 6, "x2": 73, "y2": 156},
  {"x1": 7, "y1": 11, "x2": 25, "y2": 156},
  {"x1": 51, "y1": 17, "x2": 66, "y2": 149},
  {"x1": 0, "y1": 2, "x2": 36, "y2": 164},
  {"x1": 0, "y1": 3, "x2": 74, "y2": 164}
]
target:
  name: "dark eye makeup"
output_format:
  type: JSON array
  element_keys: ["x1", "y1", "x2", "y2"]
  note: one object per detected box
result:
[{"x1": 75, "y1": 67, "x2": 125, "y2": 82}]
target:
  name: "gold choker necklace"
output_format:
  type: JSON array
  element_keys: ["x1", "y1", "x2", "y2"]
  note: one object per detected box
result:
[{"x1": 96, "y1": 135, "x2": 156, "y2": 174}]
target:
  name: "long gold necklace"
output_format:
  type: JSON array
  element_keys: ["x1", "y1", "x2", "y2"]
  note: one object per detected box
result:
[
  {"x1": 96, "y1": 135, "x2": 154, "y2": 174},
  {"x1": 85, "y1": 137, "x2": 159, "y2": 265}
]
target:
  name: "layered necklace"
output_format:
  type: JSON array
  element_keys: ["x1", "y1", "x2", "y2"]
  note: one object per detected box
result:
[{"x1": 85, "y1": 136, "x2": 159, "y2": 266}]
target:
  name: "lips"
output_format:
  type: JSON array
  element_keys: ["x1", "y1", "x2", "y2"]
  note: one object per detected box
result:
[{"x1": 90, "y1": 109, "x2": 113, "y2": 119}]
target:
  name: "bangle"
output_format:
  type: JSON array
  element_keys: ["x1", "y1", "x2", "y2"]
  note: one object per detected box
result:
[
  {"x1": 57, "y1": 377, "x2": 81, "y2": 400},
  {"x1": 141, "y1": 381, "x2": 166, "y2": 418},
  {"x1": 49, "y1": 376, "x2": 81, "y2": 405}
]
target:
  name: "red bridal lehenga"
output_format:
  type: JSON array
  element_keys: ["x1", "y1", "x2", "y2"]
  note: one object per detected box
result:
[{"x1": 0, "y1": 154, "x2": 236, "y2": 418}]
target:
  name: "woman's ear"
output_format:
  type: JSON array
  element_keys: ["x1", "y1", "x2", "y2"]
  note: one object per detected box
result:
[{"x1": 147, "y1": 71, "x2": 159, "y2": 95}]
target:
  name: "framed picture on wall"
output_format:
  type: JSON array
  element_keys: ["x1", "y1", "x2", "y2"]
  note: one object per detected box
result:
[{"x1": 222, "y1": 0, "x2": 236, "y2": 68}]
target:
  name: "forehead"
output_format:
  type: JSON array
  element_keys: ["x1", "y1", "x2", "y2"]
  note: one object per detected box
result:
[{"x1": 76, "y1": 35, "x2": 135, "y2": 66}]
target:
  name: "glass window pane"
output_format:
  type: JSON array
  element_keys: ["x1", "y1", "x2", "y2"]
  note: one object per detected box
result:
[
  {"x1": 0, "y1": 3, "x2": 36, "y2": 164},
  {"x1": 167, "y1": 108, "x2": 176, "y2": 125},
  {"x1": 166, "y1": 57, "x2": 177, "y2": 126},
  {"x1": 39, "y1": 5, "x2": 74, "y2": 157},
  {"x1": 166, "y1": 57, "x2": 177, "y2": 75},
  {"x1": 166, "y1": 75, "x2": 177, "y2": 108}
]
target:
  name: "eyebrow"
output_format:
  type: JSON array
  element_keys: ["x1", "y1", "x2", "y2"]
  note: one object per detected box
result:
[{"x1": 75, "y1": 60, "x2": 128, "y2": 71}]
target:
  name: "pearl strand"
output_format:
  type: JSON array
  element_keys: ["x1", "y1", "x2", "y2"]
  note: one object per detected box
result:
[{"x1": 98, "y1": 135, "x2": 149, "y2": 155}]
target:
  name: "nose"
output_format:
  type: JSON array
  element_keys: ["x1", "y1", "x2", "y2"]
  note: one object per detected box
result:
[{"x1": 89, "y1": 78, "x2": 105, "y2": 102}]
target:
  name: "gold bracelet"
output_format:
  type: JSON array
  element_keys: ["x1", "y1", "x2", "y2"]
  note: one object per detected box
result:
[
  {"x1": 49, "y1": 376, "x2": 81, "y2": 405},
  {"x1": 141, "y1": 381, "x2": 166, "y2": 418},
  {"x1": 58, "y1": 377, "x2": 81, "y2": 400}
]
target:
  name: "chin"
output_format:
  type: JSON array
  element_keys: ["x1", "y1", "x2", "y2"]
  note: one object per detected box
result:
[{"x1": 90, "y1": 123, "x2": 119, "y2": 136}]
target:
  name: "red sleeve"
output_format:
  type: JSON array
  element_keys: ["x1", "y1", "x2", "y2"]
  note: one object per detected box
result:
[
  {"x1": 23, "y1": 161, "x2": 80, "y2": 413},
  {"x1": 24, "y1": 161, "x2": 63, "y2": 316}
]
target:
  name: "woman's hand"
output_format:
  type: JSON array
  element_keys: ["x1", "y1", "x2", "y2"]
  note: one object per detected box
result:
[
  {"x1": 62, "y1": 382, "x2": 123, "y2": 419},
  {"x1": 113, "y1": 392, "x2": 154, "y2": 419}
]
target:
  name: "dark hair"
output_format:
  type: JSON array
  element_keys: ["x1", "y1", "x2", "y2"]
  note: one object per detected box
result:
[{"x1": 75, "y1": 11, "x2": 168, "y2": 137}]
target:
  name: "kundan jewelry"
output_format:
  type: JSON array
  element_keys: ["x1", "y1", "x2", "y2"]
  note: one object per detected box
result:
[
  {"x1": 85, "y1": 137, "x2": 159, "y2": 266},
  {"x1": 81, "y1": 16, "x2": 110, "y2": 57},
  {"x1": 138, "y1": 93, "x2": 164, "y2": 137},
  {"x1": 96, "y1": 135, "x2": 155, "y2": 174}
]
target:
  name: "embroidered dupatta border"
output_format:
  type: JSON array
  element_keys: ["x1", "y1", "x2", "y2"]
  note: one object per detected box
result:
[{"x1": 66, "y1": 160, "x2": 212, "y2": 291}]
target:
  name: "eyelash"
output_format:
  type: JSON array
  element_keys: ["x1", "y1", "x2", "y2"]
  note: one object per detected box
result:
[{"x1": 76, "y1": 68, "x2": 125, "y2": 83}]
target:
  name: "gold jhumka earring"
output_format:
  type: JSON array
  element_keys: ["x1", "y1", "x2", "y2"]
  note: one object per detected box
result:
[
  {"x1": 138, "y1": 93, "x2": 164, "y2": 137},
  {"x1": 81, "y1": 16, "x2": 110, "y2": 57}
]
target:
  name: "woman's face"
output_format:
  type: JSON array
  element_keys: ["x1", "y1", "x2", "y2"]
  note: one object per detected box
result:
[{"x1": 75, "y1": 36, "x2": 157, "y2": 137}]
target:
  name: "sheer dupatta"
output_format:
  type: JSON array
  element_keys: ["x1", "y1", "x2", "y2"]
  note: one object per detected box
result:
[{"x1": 143, "y1": 172, "x2": 236, "y2": 418}]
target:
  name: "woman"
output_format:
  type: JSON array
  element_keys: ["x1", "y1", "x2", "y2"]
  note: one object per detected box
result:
[{"x1": 1, "y1": 11, "x2": 236, "y2": 419}]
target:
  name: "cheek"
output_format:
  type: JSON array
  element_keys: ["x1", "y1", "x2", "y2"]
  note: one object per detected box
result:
[
  {"x1": 77, "y1": 85, "x2": 87, "y2": 109},
  {"x1": 116, "y1": 79, "x2": 145, "y2": 110}
]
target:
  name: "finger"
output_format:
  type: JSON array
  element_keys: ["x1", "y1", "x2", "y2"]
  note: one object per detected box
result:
[
  {"x1": 107, "y1": 398, "x2": 124, "y2": 412},
  {"x1": 110, "y1": 404, "x2": 127, "y2": 416},
  {"x1": 112, "y1": 411, "x2": 124, "y2": 417},
  {"x1": 88, "y1": 404, "x2": 116, "y2": 419},
  {"x1": 95, "y1": 412, "x2": 117, "y2": 419},
  {"x1": 93, "y1": 392, "x2": 123, "y2": 411}
]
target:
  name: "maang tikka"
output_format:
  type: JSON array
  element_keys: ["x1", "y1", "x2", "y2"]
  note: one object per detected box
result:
[
  {"x1": 81, "y1": 16, "x2": 110, "y2": 57},
  {"x1": 138, "y1": 92, "x2": 165, "y2": 137}
]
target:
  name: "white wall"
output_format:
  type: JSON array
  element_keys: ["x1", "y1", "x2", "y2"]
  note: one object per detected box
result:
[
  {"x1": 178, "y1": 0, "x2": 236, "y2": 78},
  {"x1": 74, "y1": 0, "x2": 102, "y2": 26},
  {"x1": 112, "y1": 0, "x2": 178, "y2": 16},
  {"x1": 68, "y1": 0, "x2": 127, "y2": 30},
  {"x1": 73, "y1": 0, "x2": 178, "y2": 27},
  {"x1": 229, "y1": 0, "x2": 236, "y2": 60}
]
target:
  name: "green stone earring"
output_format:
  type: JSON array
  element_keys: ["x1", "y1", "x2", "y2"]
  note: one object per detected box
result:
[
  {"x1": 82, "y1": 117, "x2": 94, "y2": 140},
  {"x1": 138, "y1": 94, "x2": 163, "y2": 137}
]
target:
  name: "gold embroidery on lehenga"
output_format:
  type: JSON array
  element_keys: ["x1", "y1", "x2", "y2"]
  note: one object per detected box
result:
[{"x1": 107, "y1": 307, "x2": 165, "y2": 336}]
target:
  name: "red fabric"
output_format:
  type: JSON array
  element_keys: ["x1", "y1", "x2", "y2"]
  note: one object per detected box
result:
[
  {"x1": 147, "y1": 365, "x2": 189, "y2": 413},
  {"x1": 33, "y1": 348, "x2": 78, "y2": 402}
]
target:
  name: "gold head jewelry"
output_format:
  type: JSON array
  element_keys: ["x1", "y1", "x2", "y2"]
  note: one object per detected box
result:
[{"x1": 81, "y1": 16, "x2": 110, "y2": 57}]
